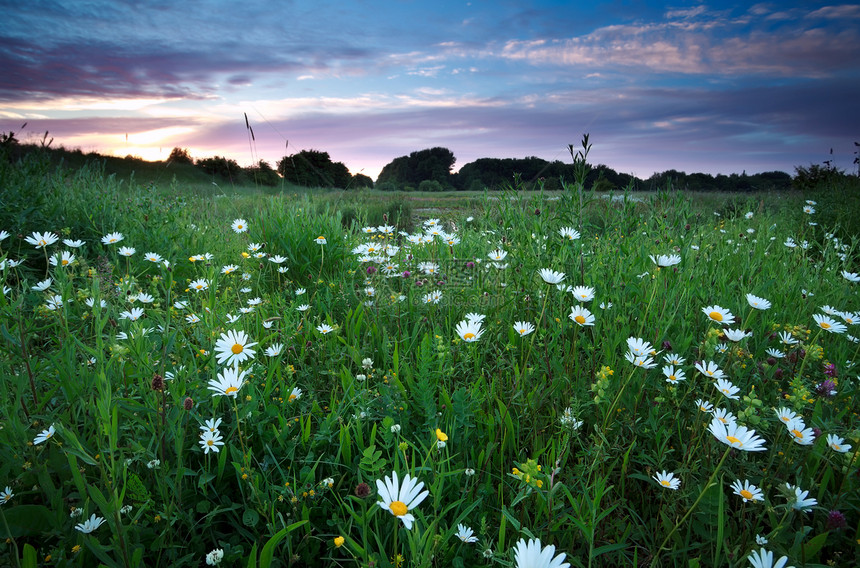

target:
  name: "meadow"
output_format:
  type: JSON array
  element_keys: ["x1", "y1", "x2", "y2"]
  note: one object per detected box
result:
[{"x1": 0, "y1": 145, "x2": 858, "y2": 568}]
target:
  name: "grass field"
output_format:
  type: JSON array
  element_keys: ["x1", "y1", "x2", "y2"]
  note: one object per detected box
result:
[{"x1": 0, "y1": 147, "x2": 858, "y2": 567}]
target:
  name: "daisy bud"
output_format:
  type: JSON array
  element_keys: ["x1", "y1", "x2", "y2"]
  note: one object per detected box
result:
[
  {"x1": 184, "y1": 397, "x2": 193, "y2": 410},
  {"x1": 354, "y1": 483, "x2": 371, "y2": 498}
]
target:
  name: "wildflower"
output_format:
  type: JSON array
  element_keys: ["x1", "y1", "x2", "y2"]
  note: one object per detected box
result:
[
  {"x1": 464, "y1": 468, "x2": 475, "y2": 476},
  {"x1": 571, "y1": 286, "x2": 595, "y2": 302},
  {"x1": 201, "y1": 418, "x2": 222, "y2": 433},
  {"x1": 422, "y1": 290, "x2": 443, "y2": 304},
  {"x1": 333, "y1": 536, "x2": 345, "y2": 548},
  {"x1": 559, "y1": 408, "x2": 583, "y2": 430},
  {"x1": 786, "y1": 483, "x2": 817, "y2": 512},
  {"x1": 456, "y1": 524, "x2": 479, "y2": 543},
  {"x1": 746, "y1": 294, "x2": 772, "y2": 310},
  {"x1": 803, "y1": 205, "x2": 815, "y2": 214},
  {"x1": 715, "y1": 343, "x2": 728, "y2": 353},
  {"x1": 147, "y1": 459, "x2": 160, "y2": 469},
  {"x1": 119, "y1": 307, "x2": 145, "y2": 321},
  {"x1": 650, "y1": 254, "x2": 681, "y2": 267},
  {"x1": 786, "y1": 419, "x2": 815, "y2": 446},
  {"x1": 724, "y1": 328, "x2": 751, "y2": 342},
  {"x1": 826, "y1": 433, "x2": 851, "y2": 453},
  {"x1": 559, "y1": 227, "x2": 580, "y2": 241},
  {"x1": 375, "y1": 471, "x2": 430, "y2": 530},
  {"x1": 815, "y1": 379, "x2": 836, "y2": 398},
  {"x1": 34, "y1": 424, "x2": 56, "y2": 445},
  {"x1": 75, "y1": 513, "x2": 106, "y2": 533},
  {"x1": 185, "y1": 314, "x2": 200, "y2": 324},
  {"x1": 205, "y1": 548, "x2": 224, "y2": 566},
  {"x1": 569, "y1": 305, "x2": 595, "y2": 327},
  {"x1": 513, "y1": 321, "x2": 535, "y2": 336},
  {"x1": 703, "y1": 305, "x2": 735, "y2": 325},
  {"x1": 118, "y1": 246, "x2": 135, "y2": 257},
  {"x1": 391, "y1": 424, "x2": 401, "y2": 434},
  {"x1": 755, "y1": 535, "x2": 768, "y2": 545},
  {"x1": 231, "y1": 219, "x2": 248, "y2": 233},
  {"x1": 841, "y1": 311, "x2": 858, "y2": 325},
  {"x1": 695, "y1": 361, "x2": 725, "y2": 379},
  {"x1": 214, "y1": 330, "x2": 257, "y2": 366},
  {"x1": 664, "y1": 353, "x2": 685, "y2": 365},
  {"x1": 712, "y1": 408, "x2": 736, "y2": 426},
  {"x1": 513, "y1": 538, "x2": 569, "y2": 568},
  {"x1": 265, "y1": 344, "x2": 283, "y2": 357},
  {"x1": 63, "y1": 238, "x2": 84, "y2": 248},
  {"x1": 696, "y1": 399, "x2": 713, "y2": 412},
  {"x1": 436, "y1": 429, "x2": 449, "y2": 443},
  {"x1": 841, "y1": 270, "x2": 859, "y2": 282},
  {"x1": 317, "y1": 323, "x2": 335, "y2": 335},
  {"x1": 144, "y1": 252, "x2": 163, "y2": 263},
  {"x1": 25, "y1": 231, "x2": 59, "y2": 248},
  {"x1": 662, "y1": 365, "x2": 686, "y2": 384},
  {"x1": 289, "y1": 387, "x2": 302, "y2": 401},
  {"x1": 714, "y1": 378, "x2": 740, "y2": 400},
  {"x1": 207, "y1": 366, "x2": 248, "y2": 398},
  {"x1": 0, "y1": 486, "x2": 13, "y2": 504},
  {"x1": 101, "y1": 232, "x2": 124, "y2": 245},
  {"x1": 813, "y1": 314, "x2": 847, "y2": 334},
  {"x1": 199, "y1": 430, "x2": 225, "y2": 454},
  {"x1": 774, "y1": 407, "x2": 798, "y2": 425},
  {"x1": 778, "y1": 331, "x2": 798, "y2": 346},
  {"x1": 625, "y1": 351, "x2": 657, "y2": 369},
  {"x1": 488, "y1": 249, "x2": 507, "y2": 261},
  {"x1": 296, "y1": 304, "x2": 310, "y2": 312},
  {"x1": 32, "y1": 278, "x2": 52, "y2": 291},
  {"x1": 627, "y1": 337, "x2": 655, "y2": 357},
  {"x1": 455, "y1": 319, "x2": 484, "y2": 342},
  {"x1": 50, "y1": 251, "x2": 76, "y2": 267},
  {"x1": 653, "y1": 470, "x2": 681, "y2": 490},
  {"x1": 747, "y1": 548, "x2": 794, "y2": 568},
  {"x1": 765, "y1": 348, "x2": 784, "y2": 359},
  {"x1": 314, "y1": 236, "x2": 327, "y2": 245},
  {"x1": 355, "y1": 483, "x2": 371, "y2": 498},
  {"x1": 826, "y1": 510, "x2": 847, "y2": 531},
  {"x1": 709, "y1": 418, "x2": 767, "y2": 451},
  {"x1": 731, "y1": 479, "x2": 763, "y2": 503},
  {"x1": 189, "y1": 279, "x2": 210, "y2": 292},
  {"x1": 538, "y1": 269, "x2": 565, "y2": 284}
]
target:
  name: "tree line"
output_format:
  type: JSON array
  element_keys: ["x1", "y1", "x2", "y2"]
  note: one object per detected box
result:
[{"x1": 173, "y1": 146, "x2": 796, "y2": 192}]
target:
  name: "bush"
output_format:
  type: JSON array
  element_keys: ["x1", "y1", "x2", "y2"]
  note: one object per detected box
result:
[{"x1": 418, "y1": 179, "x2": 444, "y2": 192}]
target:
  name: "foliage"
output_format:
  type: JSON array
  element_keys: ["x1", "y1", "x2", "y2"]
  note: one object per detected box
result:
[
  {"x1": 167, "y1": 147, "x2": 194, "y2": 166},
  {"x1": 376, "y1": 147, "x2": 456, "y2": 189},
  {"x1": 244, "y1": 159, "x2": 280, "y2": 187},
  {"x1": 276, "y1": 150, "x2": 351, "y2": 189}
]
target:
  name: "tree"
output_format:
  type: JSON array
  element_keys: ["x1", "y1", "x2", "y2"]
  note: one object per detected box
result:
[
  {"x1": 168, "y1": 147, "x2": 194, "y2": 165},
  {"x1": 377, "y1": 147, "x2": 456, "y2": 189},
  {"x1": 351, "y1": 173, "x2": 374, "y2": 189},
  {"x1": 196, "y1": 155, "x2": 242, "y2": 181},
  {"x1": 277, "y1": 150, "x2": 352, "y2": 189},
  {"x1": 245, "y1": 159, "x2": 280, "y2": 186}
]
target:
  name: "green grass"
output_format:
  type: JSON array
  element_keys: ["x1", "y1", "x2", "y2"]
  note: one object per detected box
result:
[{"x1": 0, "y1": 152, "x2": 858, "y2": 568}]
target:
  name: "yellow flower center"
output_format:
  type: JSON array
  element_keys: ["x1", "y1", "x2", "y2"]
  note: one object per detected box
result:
[
  {"x1": 61, "y1": 259, "x2": 69, "y2": 266},
  {"x1": 575, "y1": 315, "x2": 586, "y2": 324},
  {"x1": 820, "y1": 322, "x2": 831, "y2": 329},
  {"x1": 519, "y1": 328, "x2": 527, "y2": 334},
  {"x1": 669, "y1": 375, "x2": 676, "y2": 381},
  {"x1": 463, "y1": 332, "x2": 475, "y2": 340},
  {"x1": 791, "y1": 429, "x2": 803, "y2": 439},
  {"x1": 833, "y1": 444, "x2": 841, "y2": 450},
  {"x1": 225, "y1": 386, "x2": 238, "y2": 395},
  {"x1": 289, "y1": 394, "x2": 297, "y2": 401},
  {"x1": 389, "y1": 501, "x2": 408, "y2": 516},
  {"x1": 726, "y1": 436, "x2": 741, "y2": 445},
  {"x1": 660, "y1": 480, "x2": 670, "y2": 487},
  {"x1": 740, "y1": 489, "x2": 753, "y2": 500},
  {"x1": 207, "y1": 440, "x2": 214, "y2": 446},
  {"x1": 231, "y1": 344, "x2": 243, "y2": 354},
  {"x1": 709, "y1": 311, "x2": 723, "y2": 322},
  {"x1": 718, "y1": 417, "x2": 727, "y2": 423}
]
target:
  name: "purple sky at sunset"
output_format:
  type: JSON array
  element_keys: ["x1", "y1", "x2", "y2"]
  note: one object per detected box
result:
[{"x1": 1, "y1": 1, "x2": 858, "y2": 180}]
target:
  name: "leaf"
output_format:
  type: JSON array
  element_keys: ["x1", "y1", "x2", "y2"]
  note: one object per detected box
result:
[
  {"x1": 243, "y1": 508, "x2": 260, "y2": 528},
  {"x1": 1, "y1": 505, "x2": 56, "y2": 537},
  {"x1": 802, "y1": 531, "x2": 829, "y2": 560}
]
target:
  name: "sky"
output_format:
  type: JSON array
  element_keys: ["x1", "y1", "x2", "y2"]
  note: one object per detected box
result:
[{"x1": 1, "y1": 0, "x2": 858, "y2": 181}]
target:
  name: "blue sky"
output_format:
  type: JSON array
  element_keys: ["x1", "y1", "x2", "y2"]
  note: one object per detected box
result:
[{"x1": 1, "y1": 0, "x2": 858, "y2": 180}]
